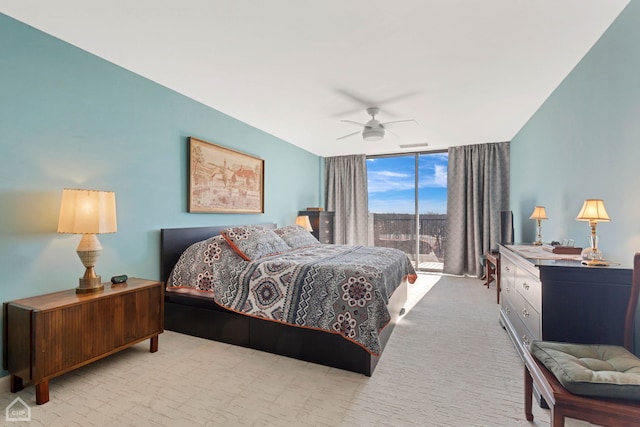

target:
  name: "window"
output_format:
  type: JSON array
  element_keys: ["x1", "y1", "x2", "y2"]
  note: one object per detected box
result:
[{"x1": 367, "y1": 152, "x2": 448, "y2": 271}]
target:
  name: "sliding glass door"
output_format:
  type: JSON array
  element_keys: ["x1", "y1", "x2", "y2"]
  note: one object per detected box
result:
[{"x1": 367, "y1": 152, "x2": 448, "y2": 271}]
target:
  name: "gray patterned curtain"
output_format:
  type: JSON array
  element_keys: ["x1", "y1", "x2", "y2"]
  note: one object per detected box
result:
[
  {"x1": 325, "y1": 155, "x2": 368, "y2": 245},
  {"x1": 443, "y1": 142, "x2": 510, "y2": 276}
]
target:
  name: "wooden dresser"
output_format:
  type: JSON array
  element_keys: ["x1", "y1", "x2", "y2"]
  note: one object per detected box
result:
[
  {"x1": 3, "y1": 278, "x2": 164, "y2": 404},
  {"x1": 498, "y1": 244, "x2": 633, "y2": 361},
  {"x1": 298, "y1": 210, "x2": 334, "y2": 244}
]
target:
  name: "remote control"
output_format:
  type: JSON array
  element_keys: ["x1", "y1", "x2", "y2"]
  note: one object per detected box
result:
[{"x1": 110, "y1": 275, "x2": 128, "y2": 284}]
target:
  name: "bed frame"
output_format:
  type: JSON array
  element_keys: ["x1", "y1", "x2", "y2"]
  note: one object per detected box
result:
[{"x1": 160, "y1": 224, "x2": 408, "y2": 376}]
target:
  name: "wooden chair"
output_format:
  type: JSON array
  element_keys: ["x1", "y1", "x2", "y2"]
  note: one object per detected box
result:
[
  {"x1": 523, "y1": 252, "x2": 640, "y2": 426},
  {"x1": 485, "y1": 250, "x2": 500, "y2": 304}
]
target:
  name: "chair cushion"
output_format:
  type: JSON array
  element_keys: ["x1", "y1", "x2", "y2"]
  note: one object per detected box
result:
[{"x1": 530, "y1": 340, "x2": 640, "y2": 401}]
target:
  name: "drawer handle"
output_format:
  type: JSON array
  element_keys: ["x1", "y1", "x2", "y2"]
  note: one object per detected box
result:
[
  {"x1": 505, "y1": 307, "x2": 510, "y2": 314},
  {"x1": 523, "y1": 282, "x2": 530, "y2": 290},
  {"x1": 324, "y1": 220, "x2": 330, "y2": 224},
  {"x1": 505, "y1": 266, "x2": 510, "y2": 272},
  {"x1": 522, "y1": 308, "x2": 529, "y2": 318},
  {"x1": 522, "y1": 335, "x2": 530, "y2": 346}
]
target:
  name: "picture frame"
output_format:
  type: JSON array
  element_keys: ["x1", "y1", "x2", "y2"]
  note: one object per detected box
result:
[{"x1": 188, "y1": 137, "x2": 264, "y2": 213}]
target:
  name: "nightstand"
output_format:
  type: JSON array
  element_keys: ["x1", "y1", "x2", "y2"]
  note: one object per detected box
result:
[{"x1": 3, "y1": 278, "x2": 164, "y2": 404}]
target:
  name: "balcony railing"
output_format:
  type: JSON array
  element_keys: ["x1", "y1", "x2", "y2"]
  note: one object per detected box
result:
[{"x1": 368, "y1": 213, "x2": 446, "y2": 270}]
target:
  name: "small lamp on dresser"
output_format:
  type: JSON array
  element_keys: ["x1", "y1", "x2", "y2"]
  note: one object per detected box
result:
[
  {"x1": 57, "y1": 188, "x2": 117, "y2": 294},
  {"x1": 576, "y1": 199, "x2": 610, "y2": 265},
  {"x1": 295, "y1": 215, "x2": 313, "y2": 232},
  {"x1": 529, "y1": 206, "x2": 548, "y2": 246}
]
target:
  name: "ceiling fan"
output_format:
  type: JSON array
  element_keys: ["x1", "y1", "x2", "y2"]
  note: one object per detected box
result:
[{"x1": 337, "y1": 107, "x2": 418, "y2": 141}]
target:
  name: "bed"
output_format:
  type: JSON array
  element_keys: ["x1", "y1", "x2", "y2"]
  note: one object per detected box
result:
[{"x1": 160, "y1": 223, "x2": 416, "y2": 376}]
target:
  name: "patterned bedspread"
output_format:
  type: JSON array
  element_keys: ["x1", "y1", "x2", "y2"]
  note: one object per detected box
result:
[{"x1": 168, "y1": 238, "x2": 417, "y2": 355}]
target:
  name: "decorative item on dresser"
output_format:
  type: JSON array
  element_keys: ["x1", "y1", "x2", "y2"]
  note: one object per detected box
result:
[
  {"x1": 529, "y1": 206, "x2": 548, "y2": 246},
  {"x1": 576, "y1": 198, "x2": 610, "y2": 266},
  {"x1": 56, "y1": 188, "x2": 118, "y2": 294},
  {"x1": 298, "y1": 210, "x2": 334, "y2": 244},
  {"x1": 3, "y1": 278, "x2": 164, "y2": 404}
]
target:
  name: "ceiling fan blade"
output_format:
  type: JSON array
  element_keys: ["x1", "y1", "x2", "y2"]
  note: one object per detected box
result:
[
  {"x1": 334, "y1": 89, "x2": 376, "y2": 107},
  {"x1": 340, "y1": 120, "x2": 366, "y2": 127},
  {"x1": 332, "y1": 89, "x2": 420, "y2": 117},
  {"x1": 375, "y1": 91, "x2": 420, "y2": 107},
  {"x1": 383, "y1": 119, "x2": 419, "y2": 126},
  {"x1": 385, "y1": 128, "x2": 400, "y2": 137},
  {"x1": 336, "y1": 130, "x2": 361, "y2": 140}
]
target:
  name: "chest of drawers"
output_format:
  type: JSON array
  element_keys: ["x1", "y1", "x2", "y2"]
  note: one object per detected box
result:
[
  {"x1": 498, "y1": 244, "x2": 633, "y2": 359},
  {"x1": 298, "y1": 210, "x2": 334, "y2": 244}
]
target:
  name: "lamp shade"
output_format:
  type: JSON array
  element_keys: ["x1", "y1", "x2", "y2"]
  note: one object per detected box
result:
[
  {"x1": 576, "y1": 199, "x2": 610, "y2": 222},
  {"x1": 57, "y1": 189, "x2": 117, "y2": 234},
  {"x1": 529, "y1": 206, "x2": 548, "y2": 220},
  {"x1": 295, "y1": 215, "x2": 313, "y2": 232}
]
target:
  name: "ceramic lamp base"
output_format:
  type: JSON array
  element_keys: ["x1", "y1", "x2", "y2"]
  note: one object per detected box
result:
[
  {"x1": 77, "y1": 275, "x2": 104, "y2": 294},
  {"x1": 75, "y1": 234, "x2": 105, "y2": 294}
]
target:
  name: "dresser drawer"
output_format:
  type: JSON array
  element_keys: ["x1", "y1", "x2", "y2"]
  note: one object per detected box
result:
[
  {"x1": 501, "y1": 293, "x2": 518, "y2": 326},
  {"x1": 513, "y1": 314, "x2": 536, "y2": 349},
  {"x1": 319, "y1": 223, "x2": 333, "y2": 244},
  {"x1": 503, "y1": 294, "x2": 536, "y2": 349},
  {"x1": 500, "y1": 253, "x2": 516, "y2": 308},
  {"x1": 516, "y1": 291, "x2": 540, "y2": 339},
  {"x1": 516, "y1": 267, "x2": 541, "y2": 310},
  {"x1": 500, "y1": 256, "x2": 516, "y2": 287},
  {"x1": 500, "y1": 273, "x2": 516, "y2": 308}
]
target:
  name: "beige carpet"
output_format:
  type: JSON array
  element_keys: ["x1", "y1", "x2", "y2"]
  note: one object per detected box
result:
[{"x1": 0, "y1": 275, "x2": 592, "y2": 426}]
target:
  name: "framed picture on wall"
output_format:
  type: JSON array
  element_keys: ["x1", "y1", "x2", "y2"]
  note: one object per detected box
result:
[{"x1": 188, "y1": 137, "x2": 264, "y2": 213}]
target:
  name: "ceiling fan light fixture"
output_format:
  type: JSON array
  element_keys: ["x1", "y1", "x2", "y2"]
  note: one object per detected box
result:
[{"x1": 362, "y1": 127, "x2": 384, "y2": 141}]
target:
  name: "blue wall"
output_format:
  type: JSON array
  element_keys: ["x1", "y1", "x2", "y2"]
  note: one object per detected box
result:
[
  {"x1": 510, "y1": 0, "x2": 640, "y2": 269},
  {"x1": 0, "y1": 14, "x2": 321, "y2": 375}
]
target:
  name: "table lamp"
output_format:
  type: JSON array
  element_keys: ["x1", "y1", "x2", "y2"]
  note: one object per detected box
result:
[
  {"x1": 529, "y1": 206, "x2": 548, "y2": 246},
  {"x1": 295, "y1": 215, "x2": 313, "y2": 232},
  {"x1": 576, "y1": 199, "x2": 610, "y2": 265},
  {"x1": 57, "y1": 189, "x2": 117, "y2": 293}
]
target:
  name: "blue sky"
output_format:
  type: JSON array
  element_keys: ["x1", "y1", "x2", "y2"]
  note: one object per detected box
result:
[{"x1": 367, "y1": 153, "x2": 448, "y2": 214}]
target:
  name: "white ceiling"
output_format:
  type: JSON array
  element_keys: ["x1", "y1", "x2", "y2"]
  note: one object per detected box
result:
[{"x1": 0, "y1": 0, "x2": 630, "y2": 157}]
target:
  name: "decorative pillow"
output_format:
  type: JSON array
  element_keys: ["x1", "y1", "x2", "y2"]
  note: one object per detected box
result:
[
  {"x1": 530, "y1": 340, "x2": 640, "y2": 401},
  {"x1": 167, "y1": 235, "x2": 247, "y2": 294},
  {"x1": 221, "y1": 225, "x2": 290, "y2": 261},
  {"x1": 274, "y1": 225, "x2": 321, "y2": 248}
]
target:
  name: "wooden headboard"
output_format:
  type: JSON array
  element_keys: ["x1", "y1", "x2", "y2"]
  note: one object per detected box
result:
[{"x1": 160, "y1": 223, "x2": 276, "y2": 283}]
